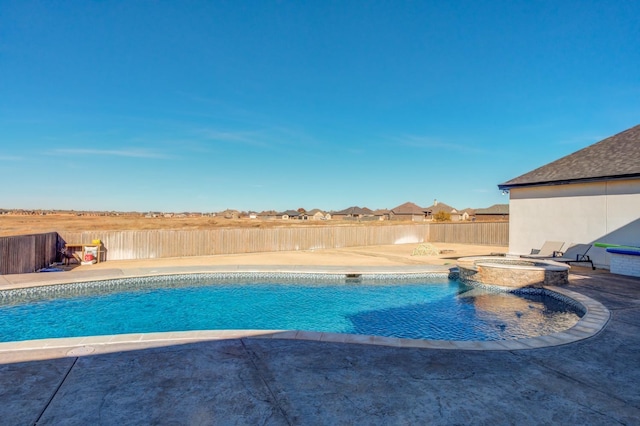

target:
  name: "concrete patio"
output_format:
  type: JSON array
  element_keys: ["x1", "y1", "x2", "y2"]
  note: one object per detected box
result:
[{"x1": 1, "y1": 244, "x2": 639, "y2": 424}]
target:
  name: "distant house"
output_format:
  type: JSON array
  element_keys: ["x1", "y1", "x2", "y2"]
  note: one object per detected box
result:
[
  {"x1": 390, "y1": 202, "x2": 426, "y2": 221},
  {"x1": 332, "y1": 206, "x2": 374, "y2": 220},
  {"x1": 474, "y1": 204, "x2": 509, "y2": 221},
  {"x1": 280, "y1": 210, "x2": 300, "y2": 220},
  {"x1": 423, "y1": 200, "x2": 462, "y2": 221},
  {"x1": 460, "y1": 208, "x2": 476, "y2": 221},
  {"x1": 219, "y1": 209, "x2": 240, "y2": 219},
  {"x1": 306, "y1": 209, "x2": 328, "y2": 220},
  {"x1": 498, "y1": 124, "x2": 640, "y2": 268},
  {"x1": 372, "y1": 208, "x2": 391, "y2": 221}
]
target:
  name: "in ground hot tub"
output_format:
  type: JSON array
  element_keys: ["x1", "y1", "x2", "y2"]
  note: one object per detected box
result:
[{"x1": 457, "y1": 256, "x2": 570, "y2": 288}]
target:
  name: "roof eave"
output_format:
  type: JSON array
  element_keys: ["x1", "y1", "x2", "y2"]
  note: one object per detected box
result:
[{"x1": 498, "y1": 173, "x2": 640, "y2": 190}]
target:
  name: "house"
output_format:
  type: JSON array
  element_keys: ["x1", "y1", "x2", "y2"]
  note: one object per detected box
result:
[
  {"x1": 372, "y1": 208, "x2": 391, "y2": 221},
  {"x1": 219, "y1": 209, "x2": 240, "y2": 219},
  {"x1": 306, "y1": 209, "x2": 329, "y2": 220},
  {"x1": 332, "y1": 206, "x2": 374, "y2": 220},
  {"x1": 280, "y1": 210, "x2": 300, "y2": 220},
  {"x1": 498, "y1": 124, "x2": 640, "y2": 268},
  {"x1": 423, "y1": 200, "x2": 462, "y2": 221},
  {"x1": 390, "y1": 202, "x2": 426, "y2": 221},
  {"x1": 460, "y1": 208, "x2": 476, "y2": 221},
  {"x1": 474, "y1": 204, "x2": 509, "y2": 221}
]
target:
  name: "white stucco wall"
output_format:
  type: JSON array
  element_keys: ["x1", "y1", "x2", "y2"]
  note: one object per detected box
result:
[{"x1": 508, "y1": 178, "x2": 640, "y2": 268}]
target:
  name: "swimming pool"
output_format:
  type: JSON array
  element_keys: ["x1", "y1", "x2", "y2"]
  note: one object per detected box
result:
[{"x1": 0, "y1": 273, "x2": 584, "y2": 343}]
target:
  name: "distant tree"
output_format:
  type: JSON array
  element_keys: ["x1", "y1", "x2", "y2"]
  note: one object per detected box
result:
[
  {"x1": 297, "y1": 207, "x2": 306, "y2": 213},
  {"x1": 433, "y1": 211, "x2": 451, "y2": 222}
]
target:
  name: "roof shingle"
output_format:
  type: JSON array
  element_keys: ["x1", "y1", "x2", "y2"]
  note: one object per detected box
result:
[{"x1": 499, "y1": 124, "x2": 640, "y2": 189}]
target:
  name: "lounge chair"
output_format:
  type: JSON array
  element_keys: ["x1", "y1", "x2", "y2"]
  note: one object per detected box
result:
[
  {"x1": 548, "y1": 243, "x2": 595, "y2": 270},
  {"x1": 521, "y1": 241, "x2": 565, "y2": 259}
]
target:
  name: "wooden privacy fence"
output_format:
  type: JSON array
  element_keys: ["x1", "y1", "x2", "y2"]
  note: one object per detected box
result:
[
  {"x1": 0, "y1": 232, "x2": 60, "y2": 275},
  {"x1": 58, "y1": 222, "x2": 508, "y2": 262},
  {"x1": 429, "y1": 221, "x2": 509, "y2": 246},
  {"x1": 58, "y1": 224, "x2": 432, "y2": 261},
  {"x1": 1, "y1": 222, "x2": 509, "y2": 273}
]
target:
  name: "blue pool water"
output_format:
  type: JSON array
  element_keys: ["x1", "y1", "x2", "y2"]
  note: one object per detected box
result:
[{"x1": 0, "y1": 275, "x2": 583, "y2": 342}]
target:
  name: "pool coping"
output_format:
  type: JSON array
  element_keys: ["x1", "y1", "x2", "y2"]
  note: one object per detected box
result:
[
  {"x1": 0, "y1": 266, "x2": 610, "y2": 360},
  {"x1": 459, "y1": 256, "x2": 571, "y2": 272}
]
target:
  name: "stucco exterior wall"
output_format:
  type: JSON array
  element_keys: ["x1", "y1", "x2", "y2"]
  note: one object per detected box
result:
[{"x1": 508, "y1": 178, "x2": 640, "y2": 269}]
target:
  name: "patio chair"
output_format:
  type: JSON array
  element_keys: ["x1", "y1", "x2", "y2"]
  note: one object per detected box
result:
[
  {"x1": 548, "y1": 243, "x2": 595, "y2": 270},
  {"x1": 60, "y1": 248, "x2": 82, "y2": 265},
  {"x1": 521, "y1": 241, "x2": 565, "y2": 259}
]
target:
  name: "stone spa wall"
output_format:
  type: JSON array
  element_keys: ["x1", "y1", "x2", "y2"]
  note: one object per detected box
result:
[{"x1": 457, "y1": 257, "x2": 569, "y2": 288}]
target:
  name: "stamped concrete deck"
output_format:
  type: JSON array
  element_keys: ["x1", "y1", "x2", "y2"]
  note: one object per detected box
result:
[{"x1": 1, "y1": 243, "x2": 640, "y2": 424}]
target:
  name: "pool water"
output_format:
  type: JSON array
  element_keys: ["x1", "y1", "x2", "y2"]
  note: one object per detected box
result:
[{"x1": 0, "y1": 277, "x2": 583, "y2": 342}]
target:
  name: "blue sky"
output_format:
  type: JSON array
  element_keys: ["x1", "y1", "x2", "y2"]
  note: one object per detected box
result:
[{"x1": 1, "y1": 1, "x2": 638, "y2": 213}]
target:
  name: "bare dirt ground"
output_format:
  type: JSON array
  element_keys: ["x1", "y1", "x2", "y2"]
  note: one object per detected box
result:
[{"x1": 0, "y1": 214, "x2": 406, "y2": 237}]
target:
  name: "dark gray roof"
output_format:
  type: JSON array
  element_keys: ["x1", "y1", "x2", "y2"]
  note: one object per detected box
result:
[
  {"x1": 499, "y1": 124, "x2": 640, "y2": 189},
  {"x1": 475, "y1": 204, "x2": 509, "y2": 215}
]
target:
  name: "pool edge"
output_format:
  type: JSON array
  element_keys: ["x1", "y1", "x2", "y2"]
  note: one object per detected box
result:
[{"x1": 0, "y1": 270, "x2": 610, "y2": 362}]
